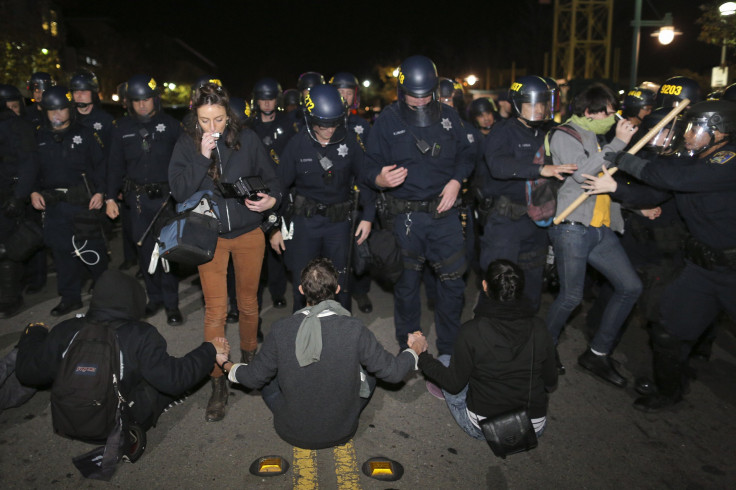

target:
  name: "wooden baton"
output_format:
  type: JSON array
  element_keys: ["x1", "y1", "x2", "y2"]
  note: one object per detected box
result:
[{"x1": 552, "y1": 99, "x2": 691, "y2": 225}]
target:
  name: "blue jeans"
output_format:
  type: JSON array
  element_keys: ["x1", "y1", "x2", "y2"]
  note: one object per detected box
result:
[
  {"x1": 546, "y1": 224, "x2": 642, "y2": 354},
  {"x1": 438, "y1": 355, "x2": 546, "y2": 440}
]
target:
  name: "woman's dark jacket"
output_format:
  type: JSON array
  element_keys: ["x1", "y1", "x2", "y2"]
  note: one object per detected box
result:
[{"x1": 418, "y1": 295, "x2": 558, "y2": 419}]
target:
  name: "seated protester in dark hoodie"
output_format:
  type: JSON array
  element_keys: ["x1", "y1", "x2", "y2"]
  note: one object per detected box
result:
[
  {"x1": 221, "y1": 258, "x2": 427, "y2": 450},
  {"x1": 15, "y1": 270, "x2": 230, "y2": 433},
  {"x1": 416, "y1": 259, "x2": 558, "y2": 440}
]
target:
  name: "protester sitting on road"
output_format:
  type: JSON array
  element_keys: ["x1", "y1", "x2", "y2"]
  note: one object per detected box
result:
[
  {"x1": 15, "y1": 270, "x2": 230, "y2": 458},
  {"x1": 415, "y1": 259, "x2": 558, "y2": 440},
  {"x1": 220, "y1": 257, "x2": 426, "y2": 450}
]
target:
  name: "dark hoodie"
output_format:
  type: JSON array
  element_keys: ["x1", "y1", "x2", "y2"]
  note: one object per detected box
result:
[
  {"x1": 16, "y1": 271, "x2": 216, "y2": 428},
  {"x1": 418, "y1": 294, "x2": 557, "y2": 419}
]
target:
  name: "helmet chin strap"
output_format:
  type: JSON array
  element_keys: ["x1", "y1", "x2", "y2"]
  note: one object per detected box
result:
[{"x1": 75, "y1": 102, "x2": 91, "y2": 109}]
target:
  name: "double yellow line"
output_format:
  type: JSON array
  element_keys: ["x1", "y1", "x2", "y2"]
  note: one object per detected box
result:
[{"x1": 292, "y1": 440, "x2": 362, "y2": 489}]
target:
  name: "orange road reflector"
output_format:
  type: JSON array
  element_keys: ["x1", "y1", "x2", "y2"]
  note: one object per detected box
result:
[
  {"x1": 361, "y1": 457, "x2": 404, "y2": 481},
  {"x1": 249, "y1": 455, "x2": 290, "y2": 477}
]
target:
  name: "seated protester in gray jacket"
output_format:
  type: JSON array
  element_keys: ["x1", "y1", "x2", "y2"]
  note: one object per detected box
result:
[
  {"x1": 15, "y1": 270, "x2": 229, "y2": 442},
  {"x1": 416, "y1": 260, "x2": 558, "y2": 440},
  {"x1": 221, "y1": 258, "x2": 426, "y2": 450}
]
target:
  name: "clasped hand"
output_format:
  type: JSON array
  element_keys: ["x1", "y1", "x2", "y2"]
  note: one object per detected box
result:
[{"x1": 407, "y1": 331, "x2": 428, "y2": 355}]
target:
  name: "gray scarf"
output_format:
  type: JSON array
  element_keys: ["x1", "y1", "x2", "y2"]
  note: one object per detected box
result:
[{"x1": 294, "y1": 299, "x2": 351, "y2": 367}]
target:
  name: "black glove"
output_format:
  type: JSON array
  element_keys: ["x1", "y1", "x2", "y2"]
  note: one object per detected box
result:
[
  {"x1": 2, "y1": 197, "x2": 24, "y2": 219},
  {"x1": 603, "y1": 152, "x2": 649, "y2": 179}
]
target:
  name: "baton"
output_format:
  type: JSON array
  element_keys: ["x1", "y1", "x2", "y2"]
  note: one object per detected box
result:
[
  {"x1": 80, "y1": 172, "x2": 112, "y2": 256},
  {"x1": 552, "y1": 99, "x2": 690, "y2": 225},
  {"x1": 137, "y1": 194, "x2": 172, "y2": 246},
  {"x1": 344, "y1": 186, "x2": 361, "y2": 294}
]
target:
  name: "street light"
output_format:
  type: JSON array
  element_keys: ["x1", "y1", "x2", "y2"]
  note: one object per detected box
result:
[
  {"x1": 465, "y1": 75, "x2": 478, "y2": 86},
  {"x1": 362, "y1": 80, "x2": 371, "y2": 88},
  {"x1": 629, "y1": 0, "x2": 678, "y2": 88},
  {"x1": 720, "y1": 2, "x2": 736, "y2": 66}
]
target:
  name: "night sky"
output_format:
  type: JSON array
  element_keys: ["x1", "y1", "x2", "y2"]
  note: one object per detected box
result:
[{"x1": 57, "y1": 0, "x2": 719, "y2": 93}]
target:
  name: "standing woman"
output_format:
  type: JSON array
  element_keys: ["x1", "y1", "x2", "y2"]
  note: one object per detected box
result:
[{"x1": 169, "y1": 82, "x2": 281, "y2": 422}]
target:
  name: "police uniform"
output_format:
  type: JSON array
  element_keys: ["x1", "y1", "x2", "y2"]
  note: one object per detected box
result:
[
  {"x1": 107, "y1": 111, "x2": 182, "y2": 312},
  {"x1": 0, "y1": 110, "x2": 37, "y2": 315},
  {"x1": 365, "y1": 102, "x2": 474, "y2": 355},
  {"x1": 619, "y1": 145, "x2": 736, "y2": 346},
  {"x1": 278, "y1": 129, "x2": 375, "y2": 312},
  {"x1": 18, "y1": 121, "x2": 108, "y2": 307},
  {"x1": 481, "y1": 117, "x2": 549, "y2": 311},
  {"x1": 252, "y1": 110, "x2": 296, "y2": 306},
  {"x1": 77, "y1": 105, "x2": 115, "y2": 152}
]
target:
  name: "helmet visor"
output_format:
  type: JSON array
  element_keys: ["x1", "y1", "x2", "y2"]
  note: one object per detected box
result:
[
  {"x1": 682, "y1": 119, "x2": 713, "y2": 155},
  {"x1": 515, "y1": 91, "x2": 551, "y2": 122}
]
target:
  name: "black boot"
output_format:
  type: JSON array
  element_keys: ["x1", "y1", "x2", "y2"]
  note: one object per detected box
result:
[
  {"x1": 634, "y1": 325, "x2": 684, "y2": 413},
  {"x1": 0, "y1": 260, "x2": 24, "y2": 319},
  {"x1": 205, "y1": 376, "x2": 228, "y2": 422},
  {"x1": 226, "y1": 301, "x2": 239, "y2": 324}
]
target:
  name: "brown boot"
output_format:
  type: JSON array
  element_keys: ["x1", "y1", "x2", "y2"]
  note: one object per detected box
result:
[
  {"x1": 241, "y1": 349, "x2": 257, "y2": 364},
  {"x1": 205, "y1": 376, "x2": 228, "y2": 422}
]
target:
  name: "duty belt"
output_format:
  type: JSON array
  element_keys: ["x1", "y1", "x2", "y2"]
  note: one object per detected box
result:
[
  {"x1": 292, "y1": 194, "x2": 352, "y2": 222},
  {"x1": 124, "y1": 179, "x2": 170, "y2": 199},
  {"x1": 489, "y1": 195, "x2": 528, "y2": 220},
  {"x1": 684, "y1": 235, "x2": 736, "y2": 271},
  {"x1": 384, "y1": 194, "x2": 459, "y2": 219},
  {"x1": 40, "y1": 185, "x2": 88, "y2": 206}
]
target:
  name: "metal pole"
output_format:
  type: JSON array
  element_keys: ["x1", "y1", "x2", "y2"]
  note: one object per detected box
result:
[
  {"x1": 722, "y1": 38, "x2": 727, "y2": 66},
  {"x1": 630, "y1": 0, "x2": 642, "y2": 88}
]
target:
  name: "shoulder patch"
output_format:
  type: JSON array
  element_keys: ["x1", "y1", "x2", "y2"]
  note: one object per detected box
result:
[{"x1": 709, "y1": 151, "x2": 735, "y2": 165}]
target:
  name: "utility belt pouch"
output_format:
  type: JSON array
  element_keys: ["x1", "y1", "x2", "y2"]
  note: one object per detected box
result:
[
  {"x1": 144, "y1": 183, "x2": 163, "y2": 200},
  {"x1": 491, "y1": 195, "x2": 528, "y2": 220},
  {"x1": 684, "y1": 235, "x2": 736, "y2": 270},
  {"x1": 66, "y1": 185, "x2": 90, "y2": 206}
]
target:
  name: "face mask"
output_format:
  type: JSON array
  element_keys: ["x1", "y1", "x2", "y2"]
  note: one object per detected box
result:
[
  {"x1": 571, "y1": 114, "x2": 616, "y2": 134},
  {"x1": 588, "y1": 115, "x2": 616, "y2": 134}
]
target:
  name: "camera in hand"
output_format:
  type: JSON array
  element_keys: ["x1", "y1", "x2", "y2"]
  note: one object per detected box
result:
[{"x1": 220, "y1": 176, "x2": 269, "y2": 202}]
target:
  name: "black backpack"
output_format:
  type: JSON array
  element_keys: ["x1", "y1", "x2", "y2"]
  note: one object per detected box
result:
[
  {"x1": 51, "y1": 319, "x2": 123, "y2": 443},
  {"x1": 526, "y1": 124, "x2": 587, "y2": 227}
]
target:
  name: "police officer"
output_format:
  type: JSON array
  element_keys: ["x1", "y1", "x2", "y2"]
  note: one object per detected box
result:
[
  {"x1": 283, "y1": 88, "x2": 300, "y2": 113},
  {"x1": 69, "y1": 70, "x2": 115, "y2": 149},
  {"x1": 0, "y1": 85, "x2": 37, "y2": 317},
  {"x1": 602, "y1": 100, "x2": 736, "y2": 412},
  {"x1": 330, "y1": 72, "x2": 374, "y2": 313},
  {"x1": 270, "y1": 84, "x2": 374, "y2": 312},
  {"x1": 17, "y1": 86, "x2": 108, "y2": 316},
  {"x1": 481, "y1": 76, "x2": 576, "y2": 312},
  {"x1": 655, "y1": 76, "x2": 700, "y2": 109},
  {"x1": 365, "y1": 55, "x2": 474, "y2": 356},
  {"x1": 468, "y1": 97, "x2": 497, "y2": 136},
  {"x1": 285, "y1": 72, "x2": 325, "y2": 134},
  {"x1": 250, "y1": 77, "x2": 295, "y2": 311},
  {"x1": 105, "y1": 75, "x2": 183, "y2": 325},
  {"x1": 438, "y1": 77, "x2": 467, "y2": 119},
  {"x1": 25, "y1": 72, "x2": 54, "y2": 127},
  {"x1": 621, "y1": 87, "x2": 656, "y2": 126}
]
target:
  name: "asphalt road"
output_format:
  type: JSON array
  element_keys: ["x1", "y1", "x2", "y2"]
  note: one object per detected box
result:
[{"x1": 1, "y1": 231, "x2": 735, "y2": 489}]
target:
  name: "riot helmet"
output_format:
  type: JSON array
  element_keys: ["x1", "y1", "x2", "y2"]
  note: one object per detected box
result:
[
  {"x1": 656, "y1": 76, "x2": 700, "y2": 109},
  {"x1": 397, "y1": 55, "x2": 441, "y2": 127},
  {"x1": 69, "y1": 70, "x2": 100, "y2": 109},
  {"x1": 41, "y1": 86, "x2": 74, "y2": 129},
  {"x1": 543, "y1": 77, "x2": 561, "y2": 118},
  {"x1": 283, "y1": 89, "x2": 300, "y2": 112},
  {"x1": 468, "y1": 97, "x2": 497, "y2": 131},
  {"x1": 27, "y1": 72, "x2": 54, "y2": 98},
  {"x1": 678, "y1": 100, "x2": 736, "y2": 156},
  {"x1": 229, "y1": 97, "x2": 252, "y2": 123},
  {"x1": 622, "y1": 87, "x2": 656, "y2": 120},
  {"x1": 127, "y1": 75, "x2": 159, "y2": 122},
  {"x1": 636, "y1": 107, "x2": 683, "y2": 155},
  {"x1": 297, "y1": 72, "x2": 325, "y2": 94},
  {"x1": 721, "y1": 82, "x2": 736, "y2": 102},
  {"x1": 251, "y1": 78, "x2": 282, "y2": 116},
  {"x1": 0, "y1": 84, "x2": 24, "y2": 116},
  {"x1": 303, "y1": 84, "x2": 347, "y2": 145},
  {"x1": 330, "y1": 72, "x2": 360, "y2": 110},
  {"x1": 509, "y1": 75, "x2": 552, "y2": 126},
  {"x1": 116, "y1": 82, "x2": 128, "y2": 109}
]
